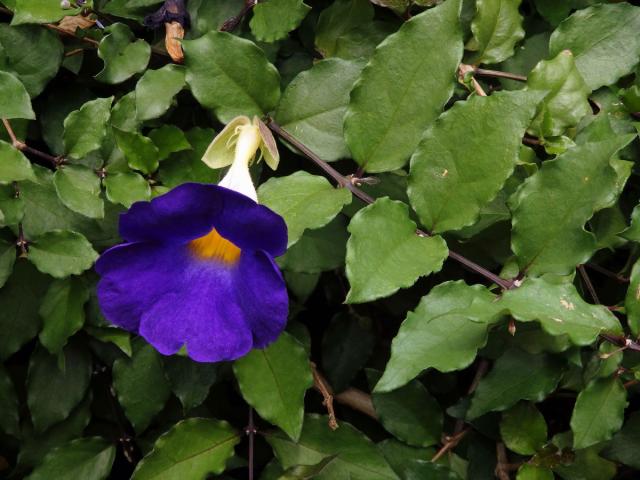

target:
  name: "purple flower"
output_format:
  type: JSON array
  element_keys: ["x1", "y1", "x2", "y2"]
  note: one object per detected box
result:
[{"x1": 96, "y1": 182, "x2": 289, "y2": 362}]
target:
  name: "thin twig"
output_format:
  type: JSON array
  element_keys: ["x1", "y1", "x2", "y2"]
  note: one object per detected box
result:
[
  {"x1": 586, "y1": 262, "x2": 629, "y2": 283},
  {"x1": 220, "y1": 0, "x2": 257, "y2": 32},
  {"x1": 459, "y1": 64, "x2": 487, "y2": 97},
  {"x1": 246, "y1": 407, "x2": 256, "y2": 480},
  {"x1": 335, "y1": 388, "x2": 377, "y2": 420},
  {"x1": 431, "y1": 428, "x2": 469, "y2": 462},
  {"x1": 474, "y1": 68, "x2": 527, "y2": 83},
  {"x1": 311, "y1": 363, "x2": 339, "y2": 430},
  {"x1": 2, "y1": 118, "x2": 62, "y2": 167},
  {"x1": 495, "y1": 443, "x2": 511, "y2": 480},
  {"x1": 578, "y1": 265, "x2": 600, "y2": 304}
]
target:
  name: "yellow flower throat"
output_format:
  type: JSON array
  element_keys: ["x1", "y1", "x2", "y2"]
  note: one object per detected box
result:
[{"x1": 189, "y1": 228, "x2": 241, "y2": 264}]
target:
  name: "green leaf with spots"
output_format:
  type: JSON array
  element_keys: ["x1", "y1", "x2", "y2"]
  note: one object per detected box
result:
[
  {"x1": 233, "y1": 332, "x2": 313, "y2": 440},
  {"x1": 38, "y1": 277, "x2": 90, "y2": 354},
  {"x1": 250, "y1": 0, "x2": 311, "y2": 43},
  {"x1": 346, "y1": 198, "x2": 448, "y2": 303},
  {"x1": 63, "y1": 97, "x2": 113, "y2": 160},
  {"x1": 467, "y1": 348, "x2": 565, "y2": 419},
  {"x1": 408, "y1": 90, "x2": 542, "y2": 233},
  {"x1": 95, "y1": 23, "x2": 150, "y2": 84},
  {"x1": 344, "y1": 0, "x2": 463, "y2": 173},
  {"x1": 258, "y1": 171, "x2": 352, "y2": 247},
  {"x1": 0, "y1": 139, "x2": 35, "y2": 182},
  {"x1": 571, "y1": 377, "x2": 627, "y2": 450},
  {"x1": 103, "y1": 171, "x2": 150, "y2": 208},
  {"x1": 0, "y1": 70, "x2": 34, "y2": 119},
  {"x1": 131, "y1": 418, "x2": 239, "y2": 480},
  {"x1": 376, "y1": 281, "x2": 501, "y2": 393},
  {"x1": 53, "y1": 165, "x2": 104, "y2": 219},
  {"x1": 466, "y1": 0, "x2": 525, "y2": 64},
  {"x1": 183, "y1": 31, "x2": 281, "y2": 123},
  {"x1": 135, "y1": 65, "x2": 185, "y2": 121},
  {"x1": 114, "y1": 128, "x2": 159, "y2": 174},
  {"x1": 28, "y1": 230, "x2": 97, "y2": 278},
  {"x1": 275, "y1": 58, "x2": 365, "y2": 161},
  {"x1": 549, "y1": 3, "x2": 640, "y2": 90}
]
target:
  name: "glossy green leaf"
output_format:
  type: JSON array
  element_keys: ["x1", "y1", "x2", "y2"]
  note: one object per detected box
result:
[
  {"x1": 527, "y1": 50, "x2": 591, "y2": 138},
  {"x1": 315, "y1": 0, "x2": 374, "y2": 58},
  {"x1": 163, "y1": 356, "x2": 218, "y2": 412},
  {"x1": 0, "y1": 184, "x2": 24, "y2": 227},
  {"x1": 625, "y1": 259, "x2": 640, "y2": 337},
  {"x1": 368, "y1": 370, "x2": 442, "y2": 447},
  {"x1": 27, "y1": 344, "x2": 92, "y2": 432},
  {"x1": 110, "y1": 91, "x2": 140, "y2": 132},
  {"x1": 500, "y1": 277, "x2": 621, "y2": 345},
  {"x1": 38, "y1": 277, "x2": 90, "y2": 354},
  {"x1": 233, "y1": 332, "x2": 313, "y2": 440},
  {"x1": 346, "y1": 198, "x2": 448, "y2": 303},
  {"x1": 103, "y1": 171, "x2": 151, "y2": 208},
  {"x1": 114, "y1": 128, "x2": 159, "y2": 174},
  {"x1": 53, "y1": 165, "x2": 104, "y2": 219},
  {"x1": 601, "y1": 411, "x2": 640, "y2": 469},
  {"x1": 344, "y1": 0, "x2": 463, "y2": 173},
  {"x1": 500, "y1": 402, "x2": 547, "y2": 455},
  {"x1": 250, "y1": 0, "x2": 310, "y2": 42},
  {"x1": 409, "y1": 90, "x2": 541, "y2": 233},
  {"x1": 0, "y1": 139, "x2": 35, "y2": 182},
  {"x1": 517, "y1": 465, "x2": 554, "y2": 480},
  {"x1": 258, "y1": 171, "x2": 352, "y2": 247},
  {"x1": 157, "y1": 127, "x2": 219, "y2": 187},
  {"x1": 135, "y1": 65, "x2": 185, "y2": 121},
  {"x1": 467, "y1": 348, "x2": 564, "y2": 419},
  {"x1": 466, "y1": 0, "x2": 524, "y2": 64},
  {"x1": 571, "y1": 377, "x2": 627, "y2": 450},
  {"x1": 511, "y1": 133, "x2": 635, "y2": 276},
  {"x1": 148, "y1": 125, "x2": 191, "y2": 161},
  {"x1": 95, "y1": 23, "x2": 150, "y2": 84},
  {"x1": 85, "y1": 326, "x2": 132, "y2": 357},
  {"x1": 131, "y1": 418, "x2": 239, "y2": 480},
  {"x1": 0, "y1": 365, "x2": 19, "y2": 437},
  {"x1": 26, "y1": 437, "x2": 115, "y2": 480},
  {"x1": 266, "y1": 414, "x2": 399, "y2": 480},
  {"x1": 28, "y1": 230, "x2": 98, "y2": 278},
  {"x1": 553, "y1": 446, "x2": 616, "y2": 480},
  {"x1": 112, "y1": 339, "x2": 171, "y2": 433},
  {"x1": 0, "y1": 70, "x2": 34, "y2": 119},
  {"x1": 0, "y1": 24, "x2": 63, "y2": 97},
  {"x1": 63, "y1": 97, "x2": 113, "y2": 160},
  {"x1": 549, "y1": 3, "x2": 640, "y2": 90},
  {"x1": 183, "y1": 31, "x2": 281, "y2": 123},
  {"x1": 376, "y1": 281, "x2": 501, "y2": 393},
  {"x1": 12, "y1": 0, "x2": 78, "y2": 25},
  {"x1": 275, "y1": 58, "x2": 365, "y2": 161}
]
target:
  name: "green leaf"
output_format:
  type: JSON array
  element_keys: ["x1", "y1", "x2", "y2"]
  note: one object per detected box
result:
[
  {"x1": 0, "y1": 261, "x2": 49, "y2": 360},
  {"x1": 27, "y1": 344, "x2": 92, "y2": 432},
  {"x1": 344, "y1": 0, "x2": 463, "y2": 173},
  {"x1": 12, "y1": 0, "x2": 78, "y2": 25},
  {"x1": 315, "y1": 0, "x2": 374, "y2": 58},
  {"x1": 625, "y1": 259, "x2": 640, "y2": 337},
  {"x1": 135, "y1": 65, "x2": 186, "y2": 121},
  {"x1": 553, "y1": 445, "x2": 616, "y2": 480},
  {"x1": 0, "y1": 365, "x2": 19, "y2": 437},
  {"x1": 114, "y1": 128, "x2": 160, "y2": 174},
  {"x1": 548, "y1": 3, "x2": 640, "y2": 90},
  {"x1": 0, "y1": 183, "x2": 24, "y2": 227},
  {"x1": 63, "y1": 97, "x2": 113, "y2": 160},
  {"x1": 376, "y1": 281, "x2": 500, "y2": 393},
  {"x1": 500, "y1": 277, "x2": 622, "y2": 345},
  {"x1": 26, "y1": 437, "x2": 115, "y2": 480},
  {"x1": 517, "y1": 465, "x2": 554, "y2": 480},
  {"x1": 266, "y1": 414, "x2": 399, "y2": 480},
  {"x1": 466, "y1": 0, "x2": 525, "y2": 64},
  {"x1": 95, "y1": 23, "x2": 151, "y2": 84},
  {"x1": 258, "y1": 171, "x2": 352, "y2": 247},
  {"x1": 233, "y1": 332, "x2": 313, "y2": 440},
  {"x1": 103, "y1": 171, "x2": 150, "y2": 208},
  {"x1": 53, "y1": 165, "x2": 104, "y2": 219},
  {"x1": 131, "y1": 418, "x2": 239, "y2": 480},
  {"x1": 510, "y1": 133, "x2": 635, "y2": 276},
  {"x1": 112, "y1": 339, "x2": 171, "y2": 433},
  {"x1": 250, "y1": 0, "x2": 310, "y2": 42},
  {"x1": 467, "y1": 348, "x2": 564, "y2": 419},
  {"x1": 500, "y1": 402, "x2": 547, "y2": 455},
  {"x1": 148, "y1": 125, "x2": 191, "y2": 161},
  {"x1": 0, "y1": 239, "x2": 15, "y2": 289},
  {"x1": 601, "y1": 411, "x2": 640, "y2": 469},
  {"x1": 0, "y1": 24, "x2": 63, "y2": 97},
  {"x1": 183, "y1": 31, "x2": 281, "y2": 123},
  {"x1": 409, "y1": 90, "x2": 541, "y2": 233},
  {"x1": 278, "y1": 216, "x2": 348, "y2": 273},
  {"x1": 275, "y1": 58, "x2": 365, "y2": 161},
  {"x1": 346, "y1": 198, "x2": 448, "y2": 303},
  {"x1": 163, "y1": 356, "x2": 218, "y2": 412},
  {"x1": 38, "y1": 277, "x2": 90, "y2": 354},
  {"x1": 527, "y1": 50, "x2": 591, "y2": 138},
  {"x1": 0, "y1": 139, "x2": 35, "y2": 182},
  {"x1": 278, "y1": 456, "x2": 340, "y2": 480},
  {"x1": 110, "y1": 91, "x2": 140, "y2": 132},
  {"x1": 28, "y1": 230, "x2": 98, "y2": 278},
  {"x1": 85, "y1": 326, "x2": 132, "y2": 357},
  {"x1": 0, "y1": 69, "x2": 34, "y2": 119},
  {"x1": 570, "y1": 377, "x2": 627, "y2": 450},
  {"x1": 367, "y1": 370, "x2": 442, "y2": 447}
]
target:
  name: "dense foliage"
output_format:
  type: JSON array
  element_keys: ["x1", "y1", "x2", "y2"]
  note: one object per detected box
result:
[{"x1": 1, "y1": 0, "x2": 640, "y2": 479}]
